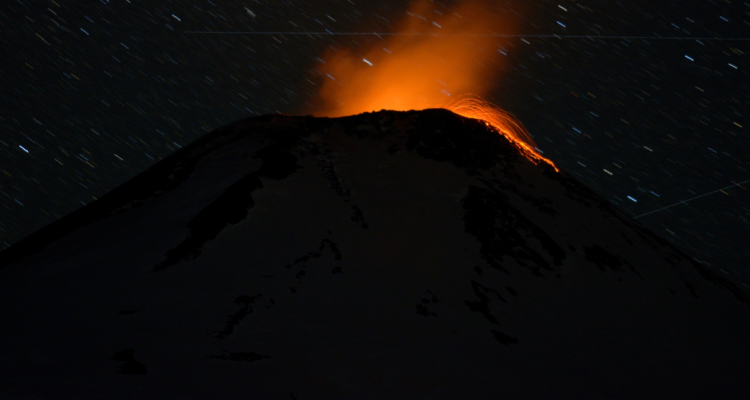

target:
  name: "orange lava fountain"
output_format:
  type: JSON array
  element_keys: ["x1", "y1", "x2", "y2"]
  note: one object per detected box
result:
[
  {"x1": 444, "y1": 94, "x2": 558, "y2": 171},
  {"x1": 309, "y1": 0, "x2": 557, "y2": 172}
]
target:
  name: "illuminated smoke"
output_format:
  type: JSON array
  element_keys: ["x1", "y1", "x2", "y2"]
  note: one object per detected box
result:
[{"x1": 310, "y1": 0, "x2": 557, "y2": 171}]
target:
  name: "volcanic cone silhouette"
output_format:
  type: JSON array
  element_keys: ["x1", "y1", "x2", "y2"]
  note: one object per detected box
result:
[{"x1": 1, "y1": 109, "x2": 749, "y2": 399}]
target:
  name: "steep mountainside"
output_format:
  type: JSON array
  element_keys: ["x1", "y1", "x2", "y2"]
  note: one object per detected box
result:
[{"x1": 1, "y1": 110, "x2": 749, "y2": 399}]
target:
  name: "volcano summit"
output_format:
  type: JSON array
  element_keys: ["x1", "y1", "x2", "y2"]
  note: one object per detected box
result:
[{"x1": 1, "y1": 109, "x2": 749, "y2": 399}]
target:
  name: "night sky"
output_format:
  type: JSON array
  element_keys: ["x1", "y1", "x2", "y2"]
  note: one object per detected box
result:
[{"x1": 2, "y1": 0, "x2": 749, "y2": 289}]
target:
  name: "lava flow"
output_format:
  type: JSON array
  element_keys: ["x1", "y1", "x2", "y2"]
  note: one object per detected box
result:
[
  {"x1": 444, "y1": 95, "x2": 559, "y2": 171},
  {"x1": 310, "y1": 0, "x2": 557, "y2": 171}
]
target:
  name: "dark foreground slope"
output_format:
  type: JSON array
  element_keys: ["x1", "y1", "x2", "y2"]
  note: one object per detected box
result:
[{"x1": 1, "y1": 110, "x2": 749, "y2": 399}]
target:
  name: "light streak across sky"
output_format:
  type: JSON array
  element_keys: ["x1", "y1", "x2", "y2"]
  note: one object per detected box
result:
[
  {"x1": 634, "y1": 179, "x2": 750, "y2": 219},
  {"x1": 184, "y1": 31, "x2": 750, "y2": 41}
]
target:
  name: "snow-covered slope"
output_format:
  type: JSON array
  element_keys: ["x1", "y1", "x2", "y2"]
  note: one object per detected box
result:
[{"x1": 1, "y1": 109, "x2": 749, "y2": 399}]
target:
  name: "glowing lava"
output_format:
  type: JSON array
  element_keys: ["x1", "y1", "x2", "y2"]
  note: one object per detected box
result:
[
  {"x1": 310, "y1": 0, "x2": 557, "y2": 171},
  {"x1": 444, "y1": 94, "x2": 558, "y2": 171}
]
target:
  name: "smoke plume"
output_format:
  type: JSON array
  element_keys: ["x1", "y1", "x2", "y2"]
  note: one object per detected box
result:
[{"x1": 311, "y1": 0, "x2": 517, "y2": 117}]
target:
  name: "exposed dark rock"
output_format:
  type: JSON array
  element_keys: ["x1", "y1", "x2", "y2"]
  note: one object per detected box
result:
[
  {"x1": 214, "y1": 295, "x2": 260, "y2": 339},
  {"x1": 154, "y1": 173, "x2": 263, "y2": 271},
  {"x1": 584, "y1": 244, "x2": 623, "y2": 272},
  {"x1": 462, "y1": 185, "x2": 565, "y2": 276},
  {"x1": 209, "y1": 351, "x2": 270, "y2": 362},
  {"x1": 112, "y1": 349, "x2": 147, "y2": 375},
  {"x1": 491, "y1": 330, "x2": 519, "y2": 346}
]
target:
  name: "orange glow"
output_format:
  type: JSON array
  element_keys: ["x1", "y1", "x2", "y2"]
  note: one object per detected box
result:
[
  {"x1": 310, "y1": 0, "x2": 557, "y2": 171},
  {"x1": 444, "y1": 94, "x2": 559, "y2": 171}
]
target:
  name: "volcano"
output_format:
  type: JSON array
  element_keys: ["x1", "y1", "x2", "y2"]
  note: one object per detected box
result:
[{"x1": 1, "y1": 109, "x2": 749, "y2": 399}]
